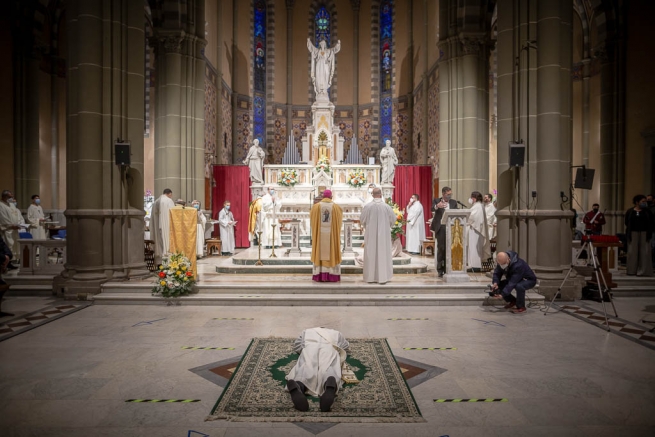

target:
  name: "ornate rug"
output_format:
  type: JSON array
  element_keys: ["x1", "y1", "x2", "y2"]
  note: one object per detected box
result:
[{"x1": 207, "y1": 337, "x2": 424, "y2": 423}]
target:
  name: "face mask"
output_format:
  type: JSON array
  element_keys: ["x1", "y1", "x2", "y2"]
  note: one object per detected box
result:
[
  {"x1": 225, "y1": 205, "x2": 231, "y2": 210},
  {"x1": 35, "y1": 199, "x2": 41, "y2": 205},
  {"x1": 194, "y1": 204, "x2": 199, "y2": 209},
  {"x1": 639, "y1": 202, "x2": 648, "y2": 209},
  {"x1": 270, "y1": 190, "x2": 275, "y2": 196},
  {"x1": 468, "y1": 198, "x2": 474, "y2": 205},
  {"x1": 368, "y1": 188, "x2": 373, "y2": 194},
  {"x1": 499, "y1": 263, "x2": 509, "y2": 270},
  {"x1": 444, "y1": 194, "x2": 451, "y2": 200},
  {"x1": 592, "y1": 208, "x2": 598, "y2": 213}
]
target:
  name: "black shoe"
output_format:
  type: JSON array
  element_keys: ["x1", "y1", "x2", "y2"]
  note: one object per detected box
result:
[
  {"x1": 438, "y1": 271, "x2": 444, "y2": 278},
  {"x1": 320, "y1": 376, "x2": 337, "y2": 412},
  {"x1": 287, "y1": 380, "x2": 309, "y2": 412}
]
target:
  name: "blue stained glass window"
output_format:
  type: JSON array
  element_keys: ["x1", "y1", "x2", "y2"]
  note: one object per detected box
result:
[
  {"x1": 254, "y1": 0, "x2": 266, "y2": 147},
  {"x1": 380, "y1": 0, "x2": 393, "y2": 146},
  {"x1": 253, "y1": 96, "x2": 265, "y2": 145},
  {"x1": 315, "y1": 6, "x2": 331, "y2": 47}
]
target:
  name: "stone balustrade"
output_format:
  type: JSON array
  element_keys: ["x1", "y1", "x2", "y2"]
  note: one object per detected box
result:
[{"x1": 17, "y1": 239, "x2": 67, "y2": 276}]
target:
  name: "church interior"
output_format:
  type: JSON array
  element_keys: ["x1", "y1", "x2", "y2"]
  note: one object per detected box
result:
[{"x1": 1, "y1": 0, "x2": 655, "y2": 436}]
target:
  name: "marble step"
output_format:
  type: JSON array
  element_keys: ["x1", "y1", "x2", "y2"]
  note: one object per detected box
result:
[
  {"x1": 216, "y1": 263, "x2": 428, "y2": 274},
  {"x1": 1, "y1": 284, "x2": 54, "y2": 296},
  {"x1": 230, "y1": 255, "x2": 413, "y2": 266},
  {"x1": 92, "y1": 292, "x2": 545, "y2": 306}
]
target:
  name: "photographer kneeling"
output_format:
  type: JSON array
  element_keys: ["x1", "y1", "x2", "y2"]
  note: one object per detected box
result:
[{"x1": 490, "y1": 251, "x2": 537, "y2": 313}]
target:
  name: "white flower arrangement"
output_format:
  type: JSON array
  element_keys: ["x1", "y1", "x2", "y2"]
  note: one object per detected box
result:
[
  {"x1": 152, "y1": 252, "x2": 195, "y2": 298},
  {"x1": 346, "y1": 169, "x2": 367, "y2": 188},
  {"x1": 278, "y1": 168, "x2": 299, "y2": 186}
]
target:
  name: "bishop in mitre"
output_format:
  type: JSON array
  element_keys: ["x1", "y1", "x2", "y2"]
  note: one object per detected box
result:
[
  {"x1": 286, "y1": 327, "x2": 349, "y2": 412},
  {"x1": 467, "y1": 191, "x2": 491, "y2": 271},
  {"x1": 405, "y1": 194, "x2": 426, "y2": 254},
  {"x1": 360, "y1": 188, "x2": 396, "y2": 284},
  {"x1": 248, "y1": 194, "x2": 263, "y2": 244},
  {"x1": 310, "y1": 189, "x2": 343, "y2": 282},
  {"x1": 151, "y1": 188, "x2": 175, "y2": 264},
  {"x1": 260, "y1": 186, "x2": 281, "y2": 248}
]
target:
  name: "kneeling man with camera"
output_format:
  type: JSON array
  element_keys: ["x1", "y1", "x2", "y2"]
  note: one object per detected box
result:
[{"x1": 490, "y1": 251, "x2": 537, "y2": 313}]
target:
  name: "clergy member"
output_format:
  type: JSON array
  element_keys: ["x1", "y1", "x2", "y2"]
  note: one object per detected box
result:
[
  {"x1": 360, "y1": 188, "x2": 396, "y2": 284},
  {"x1": 218, "y1": 200, "x2": 236, "y2": 255},
  {"x1": 0, "y1": 191, "x2": 21, "y2": 267},
  {"x1": 310, "y1": 189, "x2": 343, "y2": 282},
  {"x1": 405, "y1": 194, "x2": 426, "y2": 254},
  {"x1": 467, "y1": 191, "x2": 491, "y2": 272},
  {"x1": 27, "y1": 195, "x2": 47, "y2": 239},
  {"x1": 483, "y1": 193, "x2": 497, "y2": 241},
  {"x1": 248, "y1": 194, "x2": 263, "y2": 244},
  {"x1": 261, "y1": 186, "x2": 281, "y2": 248},
  {"x1": 191, "y1": 200, "x2": 207, "y2": 258},
  {"x1": 151, "y1": 188, "x2": 174, "y2": 264},
  {"x1": 286, "y1": 327, "x2": 350, "y2": 412}
]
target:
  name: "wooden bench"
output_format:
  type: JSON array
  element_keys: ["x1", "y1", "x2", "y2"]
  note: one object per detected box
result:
[
  {"x1": 206, "y1": 239, "x2": 222, "y2": 256},
  {"x1": 421, "y1": 239, "x2": 435, "y2": 257}
]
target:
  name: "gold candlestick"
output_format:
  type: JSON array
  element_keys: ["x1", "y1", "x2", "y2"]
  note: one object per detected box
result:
[
  {"x1": 269, "y1": 224, "x2": 278, "y2": 258},
  {"x1": 255, "y1": 231, "x2": 263, "y2": 266}
]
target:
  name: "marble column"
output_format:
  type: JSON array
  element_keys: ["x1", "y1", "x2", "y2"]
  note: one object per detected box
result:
[
  {"x1": 286, "y1": 1, "x2": 294, "y2": 141},
  {"x1": 351, "y1": 0, "x2": 360, "y2": 159},
  {"x1": 55, "y1": 0, "x2": 149, "y2": 297},
  {"x1": 419, "y1": 0, "x2": 429, "y2": 165},
  {"x1": 437, "y1": 0, "x2": 490, "y2": 196},
  {"x1": 152, "y1": 0, "x2": 207, "y2": 202},
  {"x1": 581, "y1": 58, "x2": 591, "y2": 209}
]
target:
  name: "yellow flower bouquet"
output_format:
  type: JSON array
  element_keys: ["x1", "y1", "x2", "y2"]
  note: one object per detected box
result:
[
  {"x1": 152, "y1": 252, "x2": 196, "y2": 298},
  {"x1": 347, "y1": 169, "x2": 367, "y2": 188},
  {"x1": 386, "y1": 198, "x2": 407, "y2": 240},
  {"x1": 278, "y1": 168, "x2": 299, "y2": 187}
]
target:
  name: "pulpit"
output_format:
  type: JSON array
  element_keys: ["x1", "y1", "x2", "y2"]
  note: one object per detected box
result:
[
  {"x1": 169, "y1": 206, "x2": 199, "y2": 280},
  {"x1": 442, "y1": 210, "x2": 471, "y2": 283}
]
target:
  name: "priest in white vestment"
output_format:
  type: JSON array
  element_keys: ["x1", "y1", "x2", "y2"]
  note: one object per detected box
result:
[
  {"x1": 360, "y1": 188, "x2": 397, "y2": 284},
  {"x1": 151, "y1": 188, "x2": 175, "y2": 265},
  {"x1": 27, "y1": 195, "x2": 46, "y2": 239},
  {"x1": 260, "y1": 186, "x2": 281, "y2": 248},
  {"x1": 218, "y1": 200, "x2": 236, "y2": 255},
  {"x1": 483, "y1": 193, "x2": 497, "y2": 241},
  {"x1": 467, "y1": 191, "x2": 491, "y2": 271},
  {"x1": 191, "y1": 200, "x2": 207, "y2": 258},
  {"x1": 286, "y1": 327, "x2": 349, "y2": 412},
  {"x1": 405, "y1": 194, "x2": 426, "y2": 254}
]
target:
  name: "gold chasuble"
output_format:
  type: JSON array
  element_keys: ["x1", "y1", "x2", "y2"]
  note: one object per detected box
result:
[
  {"x1": 248, "y1": 198, "x2": 262, "y2": 240},
  {"x1": 310, "y1": 198, "x2": 342, "y2": 282},
  {"x1": 169, "y1": 207, "x2": 198, "y2": 279}
]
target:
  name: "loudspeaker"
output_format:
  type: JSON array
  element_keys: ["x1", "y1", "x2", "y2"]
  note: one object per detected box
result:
[
  {"x1": 574, "y1": 167, "x2": 595, "y2": 189},
  {"x1": 509, "y1": 142, "x2": 525, "y2": 167},
  {"x1": 115, "y1": 142, "x2": 130, "y2": 166}
]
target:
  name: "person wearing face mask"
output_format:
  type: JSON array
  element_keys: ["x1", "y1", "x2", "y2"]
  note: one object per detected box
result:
[
  {"x1": 151, "y1": 188, "x2": 175, "y2": 265},
  {"x1": 0, "y1": 190, "x2": 21, "y2": 268},
  {"x1": 430, "y1": 186, "x2": 459, "y2": 277},
  {"x1": 218, "y1": 200, "x2": 236, "y2": 255},
  {"x1": 466, "y1": 191, "x2": 491, "y2": 272},
  {"x1": 260, "y1": 186, "x2": 282, "y2": 248},
  {"x1": 582, "y1": 203, "x2": 606, "y2": 235},
  {"x1": 624, "y1": 195, "x2": 653, "y2": 276},
  {"x1": 191, "y1": 200, "x2": 207, "y2": 258},
  {"x1": 490, "y1": 251, "x2": 537, "y2": 313},
  {"x1": 27, "y1": 195, "x2": 47, "y2": 239},
  {"x1": 405, "y1": 194, "x2": 425, "y2": 255},
  {"x1": 363, "y1": 183, "x2": 377, "y2": 205}
]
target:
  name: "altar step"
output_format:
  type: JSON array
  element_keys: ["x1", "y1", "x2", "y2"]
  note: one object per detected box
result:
[
  {"x1": 2, "y1": 274, "x2": 54, "y2": 296},
  {"x1": 278, "y1": 234, "x2": 364, "y2": 248},
  {"x1": 216, "y1": 263, "x2": 427, "y2": 274}
]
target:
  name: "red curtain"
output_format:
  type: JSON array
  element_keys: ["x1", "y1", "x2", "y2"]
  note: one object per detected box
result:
[
  {"x1": 212, "y1": 165, "x2": 251, "y2": 248},
  {"x1": 392, "y1": 165, "x2": 433, "y2": 247}
]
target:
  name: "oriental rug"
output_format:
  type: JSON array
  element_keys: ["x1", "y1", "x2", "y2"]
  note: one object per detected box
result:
[{"x1": 206, "y1": 337, "x2": 424, "y2": 423}]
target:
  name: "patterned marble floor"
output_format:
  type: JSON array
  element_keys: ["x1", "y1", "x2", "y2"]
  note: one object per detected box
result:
[{"x1": 1, "y1": 297, "x2": 655, "y2": 436}]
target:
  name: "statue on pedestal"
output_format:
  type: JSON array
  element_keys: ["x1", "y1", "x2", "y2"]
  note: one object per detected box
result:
[
  {"x1": 243, "y1": 139, "x2": 265, "y2": 184},
  {"x1": 307, "y1": 38, "x2": 341, "y2": 101},
  {"x1": 380, "y1": 140, "x2": 398, "y2": 184}
]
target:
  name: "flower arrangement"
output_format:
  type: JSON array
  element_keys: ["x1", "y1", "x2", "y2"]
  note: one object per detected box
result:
[
  {"x1": 152, "y1": 252, "x2": 196, "y2": 298},
  {"x1": 346, "y1": 169, "x2": 367, "y2": 188},
  {"x1": 386, "y1": 198, "x2": 407, "y2": 241},
  {"x1": 278, "y1": 168, "x2": 299, "y2": 187},
  {"x1": 315, "y1": 156, "x2": 331, "y2": 174}
]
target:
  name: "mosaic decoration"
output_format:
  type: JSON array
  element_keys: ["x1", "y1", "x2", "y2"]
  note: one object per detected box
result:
[
  {"x1": 427, "y1": 81, "x2": 439, "y2": 178},
  {"x1": 358, "y1": 118, "x2": 372, "y2": 162},
  {"x1": 220, "y1": 90, "x2": 232, "y2": 165},
  {"x1": 393, "y1": 102, "x2": 410, "y2": 163},
  {"x1": 314, "y1": 6, "x2": 331, "y2": 46},
  {"x1": 338, "y1": 120, "x2": 354, "y2": 158},
  {"x1": 412, "y1": 93, "x2": 424, "y2": 163},
  {"x1": 234, "y1": 101, "x2": 251, "y2": 163},
  {"x1": 271, "y1": 117, "x2": 287, "y2": 164},
  {"x1": 204, "y1": 77, "x2": 217, "y2": 178}
]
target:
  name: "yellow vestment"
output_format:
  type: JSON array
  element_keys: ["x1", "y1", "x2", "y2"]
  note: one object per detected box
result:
[
  {"x1": 169, "y1": 207, "x2": 198, "y2": 278},
  {"x1": 310, "y1": 198, "x2": 342, "y2": 268},
  {"x1": 248, "y1": 198, "x2": 262, "y2": 238}
]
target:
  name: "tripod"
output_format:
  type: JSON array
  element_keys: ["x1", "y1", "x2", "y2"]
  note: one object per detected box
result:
[{"x1": 544, "y1": 234, "x2": 618, "y2": 331}]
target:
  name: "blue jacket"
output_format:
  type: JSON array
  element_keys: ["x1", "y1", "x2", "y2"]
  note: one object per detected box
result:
[{"x1": 492, "y1": 251, "x2": 536, "y2": 294}]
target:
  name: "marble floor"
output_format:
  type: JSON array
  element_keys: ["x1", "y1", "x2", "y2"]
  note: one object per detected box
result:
[{"x1": 1, "y1": 297, "x2": 655, "y2": 437}]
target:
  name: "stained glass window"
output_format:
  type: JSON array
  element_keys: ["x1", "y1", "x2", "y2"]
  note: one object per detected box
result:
[
  {"x1": 380, "y1": 0, "x2": 393, "y2": 145},
  {"x1": 254, "y1": 0, "x2": 266, "y2": 144},
  {"x1": 315, "y1": 6, "x2": 330, "y2": 47}
]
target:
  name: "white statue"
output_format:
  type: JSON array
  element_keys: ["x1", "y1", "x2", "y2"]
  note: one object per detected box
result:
[
  {"x1": 379, "y1": 139, "x2": 398, "y2": 184},
  {"x1": 243, "y1": 139, "x2": 266, "y2": 184},
  {"x1": 307, "y1": 38, "x2": 341, "y2": 100}
]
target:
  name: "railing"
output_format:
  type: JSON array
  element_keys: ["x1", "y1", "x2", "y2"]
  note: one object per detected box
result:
[{"x1": 17, "y1": 239, "x2": 66, "y2": 276}]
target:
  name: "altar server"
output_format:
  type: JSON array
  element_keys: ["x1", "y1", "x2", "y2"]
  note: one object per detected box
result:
[
  {"x1": 360, "y1": 188, "x2": 396, "y2": 283},
  {"x1": 261, "y1": 186, "x2": 282, "y2": 247},
  {"x1": 218, "y1": 200, "x2": 236, "y2": 255},
  {"x1": 151, "y1": 188, "x2": 175, "y2": 264},
  {"x1": 405, "y1": 194, "x2": 425, "y2": 254},
  {"x1": 191, "y1": 200, "x2": 207, "y2": 258},
  {"x1": 27, "y1": 195, "x2": 46, "y2": 239},
  {"x1": 467, "y1": 191, "x2": 491, "y2": 271},
  {"x1": 310, "y1": 189, "x2": 343, "y2": 282}
]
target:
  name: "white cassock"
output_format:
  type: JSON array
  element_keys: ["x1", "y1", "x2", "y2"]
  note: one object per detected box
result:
[
  {"x1": 286, "y1": 327, "x2": 349, "y2": 397},
  {"x1": 151, "y1": 194, "x2": 175, "y2": 264},
  {"x1": 260, "y1": 193, "x2": 281, "y2": 247},
  {"x1": 27, "y1": 204, "x2": 46, "y2": 239},
  {"x1": 0, "y1": 202, "x2": 19, "y2": 258},
  {"x1": 485, "y1": 202, "x2": 497, "y2": 240},
  {"x1": 467, "y1": 202, "x2": 491, "y2": 269},
  {"x1": 196, "y1": 210, "x2": 207, "y2": 257},
  {"x1": 360, "y1": 198, "x2": 397, "y2": 283},
  {"x1": 218, "y1": 208, "x2": 236, "y2": 254},
  {"x1": 405, "y1": 201, "x2": 426, "y2": 253}
]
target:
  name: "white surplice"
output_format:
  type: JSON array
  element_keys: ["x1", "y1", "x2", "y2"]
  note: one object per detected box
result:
[
  {"x1": 196, "y1": 210, "x2": 207, "y2": 257},
  {"x1": 360, "y1": 198, "x2": 397, "y2": 283},
  {"x1": 260, "y1": 193, "x2": 281, "y2": 247},
  {"x1": 485, "y1": 202, "x2": 497, "y2": 240},
  {"x1": 27, "y1": 204, "x2": 46, "y2": 239},
  {"x1": 218, "y1": 207, "x2": 236, "y2": 253},
  {"x1": 405, "y1": 200, "x2": 426, "y2": 253},
  {"x1": 151, "y1": 194, "x2": 175, "y2": 263},
  {"x1": 286, "y1": 327, "x2": 349, "y2": 397},
  {"x1": 0, "y1": 201, "x2": 19, "y2": 258},
  {"x1": 467, "y1": 201, "x2": 490, "y2": 269}
]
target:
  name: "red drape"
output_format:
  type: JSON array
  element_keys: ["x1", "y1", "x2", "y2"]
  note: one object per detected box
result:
[
  {"x1": 392, "y1": 165, "x2": 433, "y2": 247},
  {"x1": 212, "y1": 165, "x2": 251, "y2": 248}
]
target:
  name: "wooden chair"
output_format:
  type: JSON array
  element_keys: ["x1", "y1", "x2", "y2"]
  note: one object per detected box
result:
[
  {"x1": 206, "y1": 239, "x2": 222, "y2": 256},
  {"x1": 420, "y1": 239, "x2": 435, "y2": 257}
]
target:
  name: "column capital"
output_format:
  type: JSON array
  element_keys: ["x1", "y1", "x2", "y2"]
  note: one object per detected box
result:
[
  {"x1": 150, "y1": 30, "x2": 186, "y2": 54},
  {"x1": 459, "y1": 36, "x2": 488, "y2": 56},
  {"x1": 350, "y1": 0, "x2": 361, "y2": 11},
  {"x1": 285, "y1": 0, "x2": 295, "y2": 9}
]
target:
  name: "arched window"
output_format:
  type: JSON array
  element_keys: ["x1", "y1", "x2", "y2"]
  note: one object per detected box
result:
[
  {"x1": 253, "y1": 0, "x2": 266, "y2": 144},
  {"x1": 315, "y1": 6, "x2": 331, "y2": 46},
  {"x1": 379, "y1": 0, "x2": 393, "y2": 145}
]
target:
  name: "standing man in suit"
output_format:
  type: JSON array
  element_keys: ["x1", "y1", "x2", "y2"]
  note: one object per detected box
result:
[{"x1": 430, "y1": 186, "x2": 459, "y2": 277}]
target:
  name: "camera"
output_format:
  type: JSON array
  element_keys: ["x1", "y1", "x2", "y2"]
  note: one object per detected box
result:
[{"x1": 485, "y1": 284, "x2": 500, "y2": 297}]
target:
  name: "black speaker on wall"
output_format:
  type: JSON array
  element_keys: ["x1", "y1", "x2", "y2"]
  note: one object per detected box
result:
[
  {"x1": 574, "y1": 167, "x2": 595, "y2": 189},
  {"x1": 115, "y1": 142, "x2": 131, "y2": 166},
  {"x1": 509, "y1": 142, "x2": 525, "y2": 167}
]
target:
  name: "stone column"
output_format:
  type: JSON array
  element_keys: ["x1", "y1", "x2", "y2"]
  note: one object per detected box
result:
[
  {"x1": 437, "y1": 0, "x2": 490, "y2": 197},
  {"x1": 286, "y1": 1, "x2": 294, "y2": 141},
  {"x1": 351, "y1": 0, "x2": 360, "y2": 157},
  {"x1": 419, "y1": 0, "x2": 429, "y2": 165},
  {"x1": 342, "y1": 219, "x2": 354, "y2": 254},
  {"x1": 581, "y1": 58, "x2": 591, "y2": 209},
  {"x1": 55, "y1": 0, "x2": 149, "y2": 297},
  {"x1": 152, "y1": 0, "x2": 207, "y2": 202}
]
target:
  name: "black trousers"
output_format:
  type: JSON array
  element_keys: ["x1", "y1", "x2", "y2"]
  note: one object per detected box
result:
[
  {"x1": 499, "y1": 278, "x2": 537, "y2": 309},
  {"x1": 436, "y1": 227, "x2": 446, "y2": 274}
]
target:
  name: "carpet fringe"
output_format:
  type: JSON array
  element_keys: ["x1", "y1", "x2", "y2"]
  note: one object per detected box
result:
[{"x1": 206, "y1": 414, "x2": 426, "y2": 423}]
